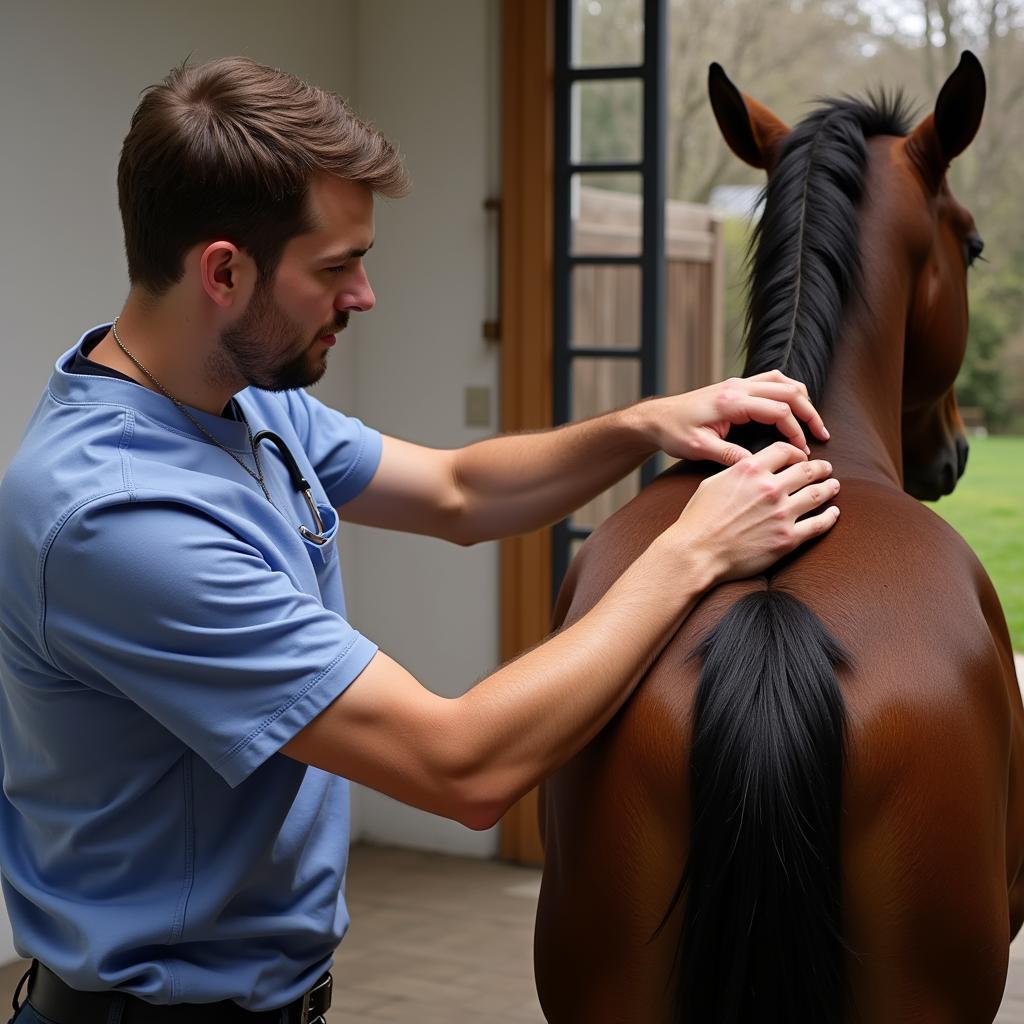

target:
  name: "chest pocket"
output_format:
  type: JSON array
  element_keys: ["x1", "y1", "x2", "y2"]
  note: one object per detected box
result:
[{"x1": 299, "y1": 498, "x2": 339, "y2": 569}]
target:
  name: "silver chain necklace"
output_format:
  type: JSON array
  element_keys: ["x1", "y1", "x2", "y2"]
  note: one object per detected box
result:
[{"x1": 110, "y1": 316, "x2": 275, "y2": 506}]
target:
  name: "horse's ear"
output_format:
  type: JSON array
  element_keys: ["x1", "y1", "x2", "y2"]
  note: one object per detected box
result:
[
  {"x1": 907, "y1": 51, "x2": 986, "y2": 186},
  {"x1": 708, "y1": 63, "x2": 790, "y2": 172}
]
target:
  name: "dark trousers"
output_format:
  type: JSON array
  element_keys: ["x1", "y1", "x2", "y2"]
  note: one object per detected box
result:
[
  {"x1": 11, "y1": 1004, "x2": 60, "y2": 1024},
  {"x1": 7, "y1": 964, "x2": 130, "y2": 1024},
  {"x1": 6, "y1": 964, "x2": 298, "y2": 1024},
  {"x1": 4, "y1": 958, "x2": 319, "y2": 1024}
]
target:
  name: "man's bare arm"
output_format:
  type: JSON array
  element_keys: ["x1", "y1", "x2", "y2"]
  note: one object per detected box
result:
[
  {"x1": 339, "y1": 370, "x2": 829, "y2": 546},
  {"x1": 282, "y1": 531, "x2": 710, "y2": 829}
]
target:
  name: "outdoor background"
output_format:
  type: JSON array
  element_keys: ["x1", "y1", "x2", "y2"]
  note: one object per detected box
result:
[{"x1": 582, "y1": 0, "x2": 1023, "y2": 647}]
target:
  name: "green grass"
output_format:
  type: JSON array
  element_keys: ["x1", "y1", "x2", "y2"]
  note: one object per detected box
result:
[{"x1": 931, "y1": 436, "x2": 1024, "y2": 652}]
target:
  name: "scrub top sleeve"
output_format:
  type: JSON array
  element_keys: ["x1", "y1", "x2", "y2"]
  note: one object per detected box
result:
[
  {"x1": 282, "y1": 389, "x2": 383, "y2": 508},
  {"x1": 41, "y1": 500, "x2": 378, "y2": 787}
]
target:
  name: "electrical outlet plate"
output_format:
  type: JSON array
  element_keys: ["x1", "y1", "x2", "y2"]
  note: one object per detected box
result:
[{"x1": 464, "y1": 387, "x2": 491, "y2": 427}]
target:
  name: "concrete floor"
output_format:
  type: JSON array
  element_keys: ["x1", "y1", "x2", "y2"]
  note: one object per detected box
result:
[{"x1": 2, "y1": 841, "x2": 1024, "y2": 1022}]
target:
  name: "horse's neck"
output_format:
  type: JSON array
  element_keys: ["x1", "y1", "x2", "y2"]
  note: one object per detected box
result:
[{"x1": 811, "y1": 272, "x2": 908, "y2": 488}]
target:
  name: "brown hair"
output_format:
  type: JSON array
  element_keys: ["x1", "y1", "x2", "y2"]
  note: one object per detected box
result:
[{"x1": 117, "y1": 56, "x2": 410, "y2": 294}]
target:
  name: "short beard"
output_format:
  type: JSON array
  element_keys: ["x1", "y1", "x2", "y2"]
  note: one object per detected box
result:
[{"x1": 216, "y1": 285, "x2": 348, "y2": 393}]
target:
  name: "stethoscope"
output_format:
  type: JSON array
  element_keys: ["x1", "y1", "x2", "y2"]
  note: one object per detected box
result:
[{"x1": 252, "y1": 430, "x2": 330, "y2": 546}]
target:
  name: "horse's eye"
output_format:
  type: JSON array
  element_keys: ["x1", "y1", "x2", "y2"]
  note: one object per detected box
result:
[{"x1": 966, "y1": 233, "x2": 985, "y2": 267}]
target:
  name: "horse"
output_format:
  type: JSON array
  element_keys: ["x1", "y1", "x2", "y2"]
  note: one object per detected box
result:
[{"x1": 535, "y1": 51, "x2": 1024, "y2": 1023}]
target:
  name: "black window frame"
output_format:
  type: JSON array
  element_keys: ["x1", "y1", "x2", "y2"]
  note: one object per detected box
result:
[{"x1": 551, "y1": 0, "x2": 668, "y2": 605}]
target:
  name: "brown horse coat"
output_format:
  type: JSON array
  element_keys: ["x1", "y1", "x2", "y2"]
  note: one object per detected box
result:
[{"x1": 536, "y1": 54, "x2": 1024, "y2": 1024}]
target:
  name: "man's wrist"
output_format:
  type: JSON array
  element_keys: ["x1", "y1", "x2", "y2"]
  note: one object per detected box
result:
[
  {"x1": 645, "y1": 528, "x2": 722, "y2": 597},
  {"x1": 618, "y1": 398, "x2": 662, "y2": 458}
]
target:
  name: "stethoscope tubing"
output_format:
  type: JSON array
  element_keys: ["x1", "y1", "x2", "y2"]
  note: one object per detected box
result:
[{"x1": 252, "y1": 430, "x2": 329, "y2": 545}]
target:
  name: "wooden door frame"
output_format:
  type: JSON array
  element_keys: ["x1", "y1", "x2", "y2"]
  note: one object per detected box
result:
[{"x1": 497, "y1": 0, "x2": 554, "y2": 865}]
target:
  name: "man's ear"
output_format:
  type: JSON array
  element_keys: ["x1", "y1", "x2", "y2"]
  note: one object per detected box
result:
[
  {"x1": 906, "y1": 51, "x2": 986, "y2": 191},
  {"x1": 708, "y1": 62, "x2": 790, "y2": 172},
  {"x1": 199, "y1": 241, "x2": 255, "y2": 309}
]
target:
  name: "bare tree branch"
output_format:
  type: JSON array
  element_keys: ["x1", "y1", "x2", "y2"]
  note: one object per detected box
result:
[
  {"x1": 935, "y1": 0, "x2": 957, "y2": 71},
  {"x1": 691, "y1": 148, "x2": 735, "y2": 203}
]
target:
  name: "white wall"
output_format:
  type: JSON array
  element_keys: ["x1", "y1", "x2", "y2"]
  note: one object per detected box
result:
[
  {"x1": 0, "y1": 0, "x2": 362, "y2": 473},
  {"x1": 342, "y1": 0, "x2": 503, "y2": 857}
]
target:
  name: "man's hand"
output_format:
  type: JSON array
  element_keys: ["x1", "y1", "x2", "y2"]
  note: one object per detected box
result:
[
  {"x1": 668, "y1": 441, "x2": 840, "y2": 583},
  {"x1": 634, "y1": 369, "x2": 830, "y2": 466}
]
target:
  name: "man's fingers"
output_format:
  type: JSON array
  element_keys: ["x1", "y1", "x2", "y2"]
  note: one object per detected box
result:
[
  {"x1": 748, "y1": 440, "x2": 808, "y2": 473},
  {"x1": 745, "y1": 368, "x2": 807, "y2": 397},
  {"x1": 742, "y1": 381, "x2": 829, "y2": 442},
  {"x1": 774, "y1": 459, "x2": 834, "y2": 496},
  {"x1": 719, "y1": 443, "x2": 752, "y2": 466},
  {"x1": 737, "y1": 398, "x2": 808, "y2": 453},
  {"x1": 788, "y1": 475, "x2": 841, "y2": 517},
  {"x1": 792, "y1": 505, "x2": 841, "y2": 544}
]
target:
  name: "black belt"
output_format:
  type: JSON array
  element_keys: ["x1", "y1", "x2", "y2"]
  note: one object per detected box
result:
[{"x1": 22, "y1": 961, "x2": 332, "y2": 1024}]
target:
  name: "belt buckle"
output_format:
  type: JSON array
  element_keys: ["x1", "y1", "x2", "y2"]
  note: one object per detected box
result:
[{"x1": 299, "y1": 972, "x2": 332, "y2": 1024}]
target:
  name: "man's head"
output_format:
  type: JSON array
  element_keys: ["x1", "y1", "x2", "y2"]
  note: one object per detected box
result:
[
  {"x1": 118, "y1": 57, "x2": 407, "y2": 390},
  {"x1": 119, "y1": 56, "x2": 407, "y2": 293}
]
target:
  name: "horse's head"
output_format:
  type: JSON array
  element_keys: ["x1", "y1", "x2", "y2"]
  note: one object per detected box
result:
[
  {"x1": 899, "y1": 55, "x2": 985, "y2": 499},
  {"x1": 708, "y1": 54, "x2": 986, "y2": 501}
]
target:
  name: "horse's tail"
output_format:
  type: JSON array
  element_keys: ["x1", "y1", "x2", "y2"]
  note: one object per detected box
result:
[{"x1": 669, "y1": 588, "x2": 849, "y2": 1023}]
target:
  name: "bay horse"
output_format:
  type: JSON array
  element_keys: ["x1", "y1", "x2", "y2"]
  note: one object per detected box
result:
[{"x1": 535, "y1": 52, "x2": 1024, "y2": 1023}]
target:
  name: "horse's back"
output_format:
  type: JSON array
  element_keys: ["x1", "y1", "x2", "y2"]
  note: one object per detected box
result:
[{"x1": 537, "y1": 465, "x2": 1024, "y2": 1023}]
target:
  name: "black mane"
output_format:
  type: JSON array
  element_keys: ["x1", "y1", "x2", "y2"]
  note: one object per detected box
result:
[{"x1": 735, "y1": 91, "x2": 914, "y2": 449}]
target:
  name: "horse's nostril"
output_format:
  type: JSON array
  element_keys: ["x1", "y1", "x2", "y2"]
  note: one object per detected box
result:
[{"x1": 956, "y1": 436, "x2": 969, "y2": 478}]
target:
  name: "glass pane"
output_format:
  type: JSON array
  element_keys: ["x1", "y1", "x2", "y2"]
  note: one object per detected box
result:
[
  {"x1": 571, "y1": 264, "x2": 641, "y2": 350},
  {"x1": 571, "y1": 172, "x2": 642, "y2": 257},
  {"x1": 572, "y1": 79, "x2": 643, "y2": 164},
  {"x1": 572, "y1": 0, "x2": 644, "y2": 68},
  {"x1": 570, "y1": 358, "x2": 643, "y2": 529}
]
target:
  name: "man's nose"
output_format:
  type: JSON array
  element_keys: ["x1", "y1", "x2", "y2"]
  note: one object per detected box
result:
[{"x1": 337, "y1": 266, "x2": 375, "y2": 313}]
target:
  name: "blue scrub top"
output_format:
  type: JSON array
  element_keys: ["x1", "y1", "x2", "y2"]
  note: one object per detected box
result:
[{"x1": 0, "y1": 325, "x2": 383, "y2": 1010}]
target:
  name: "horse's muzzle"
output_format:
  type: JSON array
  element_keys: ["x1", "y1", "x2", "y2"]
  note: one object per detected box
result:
[{"x1": 904, "y1": 435, "x2": 969, "y2": 502}]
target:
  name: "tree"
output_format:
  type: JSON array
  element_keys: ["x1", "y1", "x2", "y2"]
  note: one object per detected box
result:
[
  {"x1": 959, "y1": 302, "x2": 1010, "y2": 428},
  {"x1": 575, "y1": 0, "x2": 1024, "y2": 429}
]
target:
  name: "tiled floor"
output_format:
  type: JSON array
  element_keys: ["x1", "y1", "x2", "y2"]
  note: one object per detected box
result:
[{"x1": 3, "y1": 842, "x2": 1024, "y2": 1021}]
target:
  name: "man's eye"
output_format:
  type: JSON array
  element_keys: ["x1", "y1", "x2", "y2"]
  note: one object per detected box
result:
[{"x1": 326, "y1": 265, "x2": 348, "y2": 274}]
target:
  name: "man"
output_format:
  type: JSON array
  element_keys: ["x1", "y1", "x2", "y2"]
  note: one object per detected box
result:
[{"x1": 0, "y1": 57, "x2": 838, "y2": 1023}]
